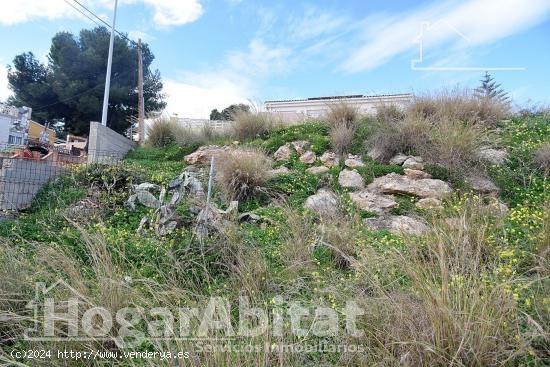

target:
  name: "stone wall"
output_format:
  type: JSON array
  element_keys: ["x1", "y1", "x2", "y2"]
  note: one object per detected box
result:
[
  {"x1": 87, "y1": 121, "x2": 136, "y2": 164},
  {"x1": 0, "y1": 157, "x2": 62, "y2": 210}
]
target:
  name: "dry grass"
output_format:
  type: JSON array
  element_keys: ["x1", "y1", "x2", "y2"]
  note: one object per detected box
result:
[
  {"x1": 215, "y1": 148, "x2": 272, "y2": 201},
  {"x1": 231, "y1": 111, "x2": 280, "y2": 141},
  {"x1": 146, "y1": 117, "x2": 175, "y2": 147},
  {"x1": 147, "y1": 117, "x2": 230, "y2": 148},
  {"x1": 375, "y1": 103, "x2": 406, "y2": 123},
  {"x1": 409, "y1": 88, "x2": 510, "y2": 127},
  {"x1": 329, "y1": 123, "x2": 356, "y2": 155},
  {"x1": 326, "y1": 101, "x2": 360, "y2": 128},
  {"x1": 348, "y1": 197, "x2": 525, "y2": 366},
  {"x1": 534, "y1": 142, "x2": 550, "y2": 176}
]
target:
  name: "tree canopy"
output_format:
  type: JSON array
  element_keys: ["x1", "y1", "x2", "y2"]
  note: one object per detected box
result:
[
  {"x1": 474, "y1": 72, "x2": 510, "y2": 104},
  {"x1": 210, "y1": 103, "x2": 250, "y2": 120},
  {"x1": 7, "y1": 27, "x2": 165, "y2": 135}
]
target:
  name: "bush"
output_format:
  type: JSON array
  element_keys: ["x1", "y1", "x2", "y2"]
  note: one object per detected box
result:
[
  {"x1": 329, "y1": 123, "x2": 356, "y2": 155},
  {"x1": 146, "y1": 117, "x2": 175, "y2": 147},
  {"x1": 534, "y1": 142, "x2": 550, "y2": 176},
  {"x1": 409, "y1": 88, "x2": 510, "y2": 126},
  {"x1": 231, "y1": 111, "x2": 279, "y2": 141},
  {"x1": 375, "y1": 103, "x2": 406, "y2": 123},
  {"x1": 326, "y1": 101, "x2": 359, "y2": 128},
  {"x1": 216, "y1": 148, "x2": 272, "y2": 201}
]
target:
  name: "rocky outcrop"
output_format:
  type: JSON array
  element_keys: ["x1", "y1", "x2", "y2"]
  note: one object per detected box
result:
[
  {"x1": 364, "y1": 215, "x2": 427, "y2": 235},
  {"x1": 306, "y1": 166, "x2": 330, "y2": 175},
  {"x1": 478, "y1": 147, "x2": 507, "y2": 165},
  {"x1": 345, "y1": 154, "x2": 365, "y2": 168},
  {"x1": 338, "y1": 169, "x2": 365, "y2": 189},
  {"x1": 304, "y1": 188, "x2": 339, "y2": 217},
  {"x1": 291, "y1": 140, "x2": 310, "y2": 155},
  {"x1": 319, "y1": 151, "x2": 339, "y2": 167},
  {"x1": 466, "y1": 175, "x2": 500, "y2": 196},
  {"x1": 402, "y1": 157, "x2": 424, "y2": 170},
  {"x1": 184, "y1": 145, "x2": 229, "y2": 165},
  {"x1": 368, "y1": 173, "x2": 452, "y2": 199},
  {"x1": 404, "y1": 168, "x2": 432, "y2": 180},
  {"x1": 299, "y1": 151, "x2": 317, "y2": 164},
  {"x1": 274, "y1": 143, "x2": 293, "y2": 161},
  {"x1": 349, "y1": 190, "x2": 397, "y2": 213}
]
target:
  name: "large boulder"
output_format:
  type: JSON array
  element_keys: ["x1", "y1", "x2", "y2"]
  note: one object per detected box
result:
[
  {"x1": 478, "y1": 147, "x2": 507, "y2": 165},
  {"x1": 404, "y1": 168, "x2": 432, "y2": 180},
  {"x1": 304, "y1": 188, "x2": 340, "y2": 217},
  {"x1": 319, "y1": 151, "x2": 340, "y2": 167},
  {"x1": 299, "y1": 151, "x2": 317, "y2": 164},
  {"x1": 306, "y1": 166, "x2": 330, "y2": 175},
  {"x1": 368, "y1": 173, "x2": 452, "y2": 199},
  {"x1": 274, "y1": 143, "x2": 293, "y2": 161},
  {"x1": 364, "y1": 215, "x2": 428, "y2": 235},
  {"x1": 338, "y1": 169, "x2": 365, "y2": 189},
  {"x1": 184, "y1": 145, "x2": 229, "y2": 165},
  {"x1": 349, "y1": 190, "x2": 397, "y2": 213}
]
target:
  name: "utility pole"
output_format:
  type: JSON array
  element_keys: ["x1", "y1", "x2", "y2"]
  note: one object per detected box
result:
[
  {"x1": 101, "y1": 0, "x2": 119, "y2": 127},
  {"x1": 137, "y1": 38, "x2": 145, "y2": 143}
]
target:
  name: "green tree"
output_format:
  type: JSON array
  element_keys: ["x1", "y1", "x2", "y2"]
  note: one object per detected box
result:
[
  {"x1": 474, "y1": 72, "x2": 510, "y2": 104},
  {"x1": 210, "y1": 103, "x2": 250, "y2": 120},
  {"x1": 7, "y1": 27, "x2": 165, "y2": 135}
]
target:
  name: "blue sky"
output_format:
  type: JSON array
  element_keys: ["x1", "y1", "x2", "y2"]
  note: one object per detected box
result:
[{"x1": 1, "y1": 0, "x2": 549, "y2": 118}]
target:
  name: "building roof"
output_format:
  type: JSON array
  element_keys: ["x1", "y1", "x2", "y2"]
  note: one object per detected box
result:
[{"x1": 265, "y1": 93, "x2": 412, "y2": 104}]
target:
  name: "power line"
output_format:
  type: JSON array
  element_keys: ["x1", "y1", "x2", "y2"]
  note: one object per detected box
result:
[{"x1": 63, "y1": 0, "x2": 137, "y2": 45}]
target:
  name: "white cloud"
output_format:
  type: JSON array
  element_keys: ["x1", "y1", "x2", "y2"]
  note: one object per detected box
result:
[
  {"x1": 343, "y1": 0, "x2": 550, "y2": 72},
  {"x1": 286, "y1": 8, "x2": 349, "y2": 41},
  {"x1": 0, "y1": 0, "x2": 203, "y2": 27},
  {"x1": 164, "y1": 39, "x2": 289, "y2": 118}
]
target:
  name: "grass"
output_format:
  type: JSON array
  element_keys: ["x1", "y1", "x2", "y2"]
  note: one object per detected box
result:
[{"x1": 1, "y1": 94, "x2": 549, "y2": 366}]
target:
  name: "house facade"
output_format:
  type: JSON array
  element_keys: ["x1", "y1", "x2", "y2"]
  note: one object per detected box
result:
[
  {"x1": 0, "y1": 103, "x2": 31, "y2": 146},
  {"x1": 265, "y1": 93, "x2": 413, "y2": 122}
]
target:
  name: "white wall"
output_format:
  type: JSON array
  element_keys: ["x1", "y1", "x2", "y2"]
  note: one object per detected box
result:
[{"x1": 0, "y1": 114, "x2": 11, "y2": 145}]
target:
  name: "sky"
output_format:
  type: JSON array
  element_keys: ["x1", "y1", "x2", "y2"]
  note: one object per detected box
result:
[{"x1": 0, "y1": 0, "x2": 549, "y2": 119}]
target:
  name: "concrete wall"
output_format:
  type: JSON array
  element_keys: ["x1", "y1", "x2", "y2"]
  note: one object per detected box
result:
[
  {"x1": 0, "y1": 157, "x2": 62, "y2": 210},
  {"x1": 87, "y1": 121, "x2": 136, "y2": 164}
]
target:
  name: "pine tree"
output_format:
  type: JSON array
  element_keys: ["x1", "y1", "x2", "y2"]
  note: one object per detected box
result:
[{"x1": 474, "y1": 72, "x2": 510, "y2": 104}]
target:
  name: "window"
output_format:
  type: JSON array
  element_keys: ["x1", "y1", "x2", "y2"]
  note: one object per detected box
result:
[
  {"x1": 16, "y1": 136, "x2": 22, "y2": 145},
  {"x1": 8, "y1": 135, "x2": 15, "y2": 144}
]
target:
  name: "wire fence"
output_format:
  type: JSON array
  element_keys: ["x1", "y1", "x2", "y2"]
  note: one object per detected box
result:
[{"x1": 0, "y1": 144, "x2": 125, "y2": 211}]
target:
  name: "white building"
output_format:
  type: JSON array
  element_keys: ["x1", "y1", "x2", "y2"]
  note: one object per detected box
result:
[
  {"x1": 0, "y1": 103, "x2": 31, "y2": 146},
  {"x1": 265, "y1": 93, "x2": 412, "y2": 122}
]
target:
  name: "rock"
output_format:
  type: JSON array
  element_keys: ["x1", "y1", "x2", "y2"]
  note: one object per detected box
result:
[
  {"x1": 402, "y1": 157, "x2": 424, "y2": 170},
  {"x1": 338, "y1": 169, "x2": 365, "y2": 189},
  {"x1": 478, "y1": 147, "x2": 507, "y2": 165},
  {"x1": 345, "y1": 154, "x2": 365, "y2": 168},
  {"x1": 168, "y1": 178, "x2": 184, "y2": 190},
  {"x1": 319, "y1": 151, "x2": 340, "y2": 167},
  {"x1": 349, "y1": 190, "x2": 397, "y2": 213},
  {"x1": 304, "y1": 188, "x2": 340, "y2": 217},
  {"x1": 274, "y1": 143, "x2": 293, "y2": 161},
  {"x1": 367, "y1": 147, "x2": 384, "y2": 161},
  {"x1": 218, "y1": 201, "x2": 239, "y2": 221},
  {"x1": 364, "y1": 215, "x2": 428, "y2": 236},
  {"x1": 466, "y1": 175, "x2": 500, "y2": 196},
  {"x1": 299, "y1": 151, "x2": 317, "y2": 164},
  {"x1": 415, "y1": 197, "x2": 443, "y2": 210},
  {"x1": 267, "y1": 166, "x2": 290, "y2": 177},
  {"x1": 291, "y1": 140, "x2": 310, "y2": 155},
  {"x1": 389, "y1": 153, "x2": 410, "y2": 165},
  {"x1": 184, "y1": 145, "x2": 228, "y2": 165},
  {"x1": 136, "y1": 190, "x2": 161, "y2": 209},
  {"x1": 135, "y1": 183, "x2": 160, "y2": 191},
  {"x1": 181, "y1": 172, "x2": 205, "y2": 199},
  {"x1": 404, "y1": 168, "x2": 432, "y2": 180},
  {"x1": 306, "y1": 166, "x2": 330, "y2": 175},
  {"x1": 238, "y1": 212, "x2": 261, "y2": 222},
  {"x1": 368, "y1": 173, "x2": 452, "y2": 199}
]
